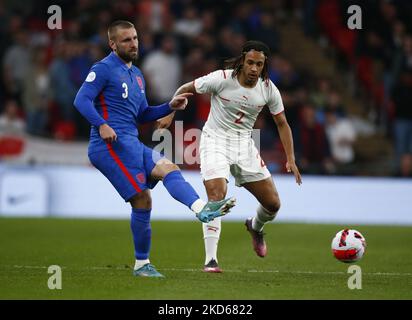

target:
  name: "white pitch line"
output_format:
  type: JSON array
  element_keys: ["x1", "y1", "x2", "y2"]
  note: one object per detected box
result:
[
  {"x1": 4, "y1": 265, "x2": 412, "y2": 277},
  {"x1": 13, "y1": 265, "x2": 48, "y2": 269}
]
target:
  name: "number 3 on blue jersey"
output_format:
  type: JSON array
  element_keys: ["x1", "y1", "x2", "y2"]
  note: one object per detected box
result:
[{"x1": 122, "y1": 82, "x2": 128, "y2": 98}]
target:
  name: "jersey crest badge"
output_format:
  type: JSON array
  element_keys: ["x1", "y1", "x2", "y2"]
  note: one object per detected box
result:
[
  {"x1": 136, "y1": 76, "x2": 145, "y2": 93},
  {"x1": 136, "y1": 172, "x2": 146, "y2": 184}
]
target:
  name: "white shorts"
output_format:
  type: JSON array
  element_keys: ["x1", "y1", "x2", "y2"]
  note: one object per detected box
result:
[{"x1": 199, "y1": 129, "x2": 271, "y2": 187}]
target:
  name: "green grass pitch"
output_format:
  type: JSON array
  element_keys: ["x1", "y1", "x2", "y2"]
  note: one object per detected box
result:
[{"x1": 0, "y1": 217, "x2": 411, "y2": 299}]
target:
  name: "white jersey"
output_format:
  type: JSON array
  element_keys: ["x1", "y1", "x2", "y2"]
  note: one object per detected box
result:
[{"x1": 194, "y1": 69, "x2": 284, "y2": 138}]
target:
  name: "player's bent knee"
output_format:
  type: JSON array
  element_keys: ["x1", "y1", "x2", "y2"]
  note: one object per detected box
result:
[
  {"x1": 152, "y1": 159, "x2": 180, "y2": 180},
  {"x1": 263, "y1": 198, "x2": 281, "y2": 215},
  {"x1": 159, "y1": 165, "x2": 180, "y2": 179},
  {"x1": 165, "y1": 163, "x2": 180, "y2": 173},
  {"x1": 129, "y1": 191, "x2": 152, "y2": 209}
]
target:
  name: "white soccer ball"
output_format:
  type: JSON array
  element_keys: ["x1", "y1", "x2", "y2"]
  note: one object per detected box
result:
[{"x1": 331, "y1": 229, "x2": 366, "y2": 263}]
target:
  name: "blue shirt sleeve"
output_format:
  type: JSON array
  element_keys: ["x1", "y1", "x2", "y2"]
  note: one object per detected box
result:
[
  {"x1": 137, "y1": 98, "x2": 173, "y2": 124},
  {"x1": 73, "y1": 62, "x2": 109, "y2": 127}
]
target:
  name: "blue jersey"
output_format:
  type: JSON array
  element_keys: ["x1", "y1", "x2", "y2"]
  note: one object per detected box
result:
[
  {"x1": 74, "y1": 52, "x2": 172, "y2": 201},
  {"x1": 74, "y1": 52, "x2": 172, "y2": 153}
]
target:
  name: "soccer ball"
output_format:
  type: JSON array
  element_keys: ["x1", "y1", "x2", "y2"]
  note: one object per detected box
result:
[{"x1": 331, "y1": 229, "x2": 366, "y2": 263}]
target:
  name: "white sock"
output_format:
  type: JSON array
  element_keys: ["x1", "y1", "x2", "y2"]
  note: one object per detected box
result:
[
  {"x1": 191, "y1": 199, "x2": 207, "y2": 214},
  {"x1": 134, "y1": 259, "x2": 150, "y2": 270},
  {"x1": 252, "y1": 205, "x2": 277, "y2": 232},
  {"x1": 202, "y1": 217, "x2": 221, "y2": 264}
]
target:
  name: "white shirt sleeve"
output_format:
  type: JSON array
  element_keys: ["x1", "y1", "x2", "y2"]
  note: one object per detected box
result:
[
  {"x1": 267, "y1": 82, "x2": 285, "y2": 115},
  {"x1": 194, "y1": 70, "x2": 226, "y2": 94}
]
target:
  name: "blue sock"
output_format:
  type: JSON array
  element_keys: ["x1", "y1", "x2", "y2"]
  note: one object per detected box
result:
[
  {"x1": 130, "y1": 208, "x2": 151, "y2": 260},
  {"x1": 163, "y1": 170, "x2": 200, "y2": 209}
]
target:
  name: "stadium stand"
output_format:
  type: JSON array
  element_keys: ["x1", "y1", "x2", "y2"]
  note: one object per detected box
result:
[{"x1": 0, "y1": 0, "x2": 411, "y2": 176}]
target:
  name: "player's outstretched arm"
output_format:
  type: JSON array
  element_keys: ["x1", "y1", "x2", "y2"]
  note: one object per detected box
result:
[
  {"x1": 155, "y1": 82, "x2": 197, "y2": 130},
  {"x1": 138, "y1": 92, "x2": 193, "y2": 125},
  {"x1": 169, "y1": 92, "x2": 193, "y2": 110},
  {"x1": 174, "y1": 81, "x2": 197, "y2": 96},
  {"x1": 272, "y1": 112, "x2": 302, "y2": 185}
]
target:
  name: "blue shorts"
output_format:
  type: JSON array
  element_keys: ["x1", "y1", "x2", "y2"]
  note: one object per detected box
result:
[{"x1": 88, "y1": 135, "x2": 163, "y2": 202}]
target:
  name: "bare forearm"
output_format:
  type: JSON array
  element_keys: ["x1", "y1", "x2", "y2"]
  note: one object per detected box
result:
[
  {"x1": 273, "y1": 113, "x2": 302, "y2": 184},
  {"x1": 156, "y1": 83, "x2": 195, "y2": 126},
  {"x1": 174, "y1": 81, "x2": 196, "y2": 97},
  {"x1": 277, "y1": 123, "x2": 296, "y2": 162}
]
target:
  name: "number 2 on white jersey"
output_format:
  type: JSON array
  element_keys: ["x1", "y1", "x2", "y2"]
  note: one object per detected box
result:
[
  {"x1": 122, "y1": 82, "x2": 128, "y2": 98},
  {"x1": 234, "y1": 111, "x2": 245, "y2": 124}
]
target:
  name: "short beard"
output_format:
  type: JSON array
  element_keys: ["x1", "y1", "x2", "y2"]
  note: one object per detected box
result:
[{"x1": 117, "y1": 49, "x2": 138, "y2": 63}]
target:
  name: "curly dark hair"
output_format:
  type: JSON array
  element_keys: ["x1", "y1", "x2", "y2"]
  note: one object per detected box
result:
[{"x1": 224, "y1": 40, "x2": 270, "y2": 81}]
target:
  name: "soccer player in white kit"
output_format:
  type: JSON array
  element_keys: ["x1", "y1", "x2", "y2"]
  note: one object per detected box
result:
[{"x1": 157, "y1": 41, "x2": 302, "y2": 272}]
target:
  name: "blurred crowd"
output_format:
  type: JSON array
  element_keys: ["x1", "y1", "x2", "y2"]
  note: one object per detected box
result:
[
  {"x1": 315, "y1": 0, "x2": 412, "y2": 176},
  {"x1": 0, "y1": 0, "x2": 411, "y2": 177}
]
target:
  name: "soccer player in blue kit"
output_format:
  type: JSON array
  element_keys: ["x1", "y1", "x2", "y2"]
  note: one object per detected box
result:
[{"x1": 74, "y1": 20, "x2": 235, "y2": 278}]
